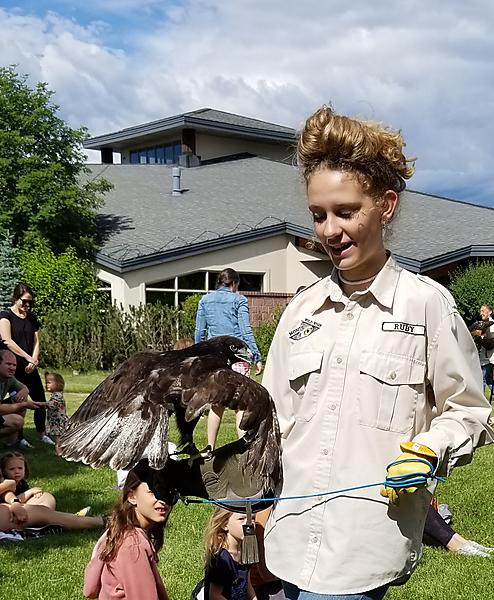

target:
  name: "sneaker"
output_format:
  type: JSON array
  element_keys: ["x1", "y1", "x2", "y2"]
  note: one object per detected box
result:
[
  {"x1": 469, "y1": 541, "x2": 494, "y2": 554},
  {"x1": 40, "y1": 435, "x2": 56, "y2": 446},
  {"x1": 18, "y1": 438, "x2": 35, "y2": 449},
  {"x1": 457, "y1": 540, "x2": 491, "y2": 557},
  {"x1": 23, "y1": 524, "x2": 64, "y2": 538},
  {"x1": 75, "y1": 506, "x2": 92, "y2": 517}
]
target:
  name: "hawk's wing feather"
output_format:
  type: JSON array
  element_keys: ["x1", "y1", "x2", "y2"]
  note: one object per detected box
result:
[
  {"x1": 60, "y1": 395, "x2": 170, "y2": 471},
  {"x1": 60, "y1": 349, "x2": 282, "y2": 490},
  {"x1": 182, "y1": 367, "x2": 282, "y2": 491}
]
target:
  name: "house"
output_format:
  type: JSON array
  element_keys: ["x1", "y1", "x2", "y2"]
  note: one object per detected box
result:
[{"x1": 86, "y1": 108, "x2": 494, "y2": 323}]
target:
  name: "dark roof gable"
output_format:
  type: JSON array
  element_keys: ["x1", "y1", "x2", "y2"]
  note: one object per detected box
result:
[{"x1": 85, "y1": 108, "x2": 296, "y2": 150}]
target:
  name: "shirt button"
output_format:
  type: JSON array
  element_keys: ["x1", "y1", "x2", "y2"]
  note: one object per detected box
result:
[
  {"x1": 330, "y1": 404, "x2": 337, "y2": 411},
  {"x1": 322, "y1": 448, "x2": 329, "y2": 455},
  {"x1": 336, "y1": 356, "x2": 343, "y2": 364},
  {"x1": 389, "y1": 371, "x2": 397, "y2": 380},
  {"x1": 347, "y1": 313, "x2": 354, "y2": 320},
  {"x1": 312, "y1": 536, "x2": 318, "y2": 544}
]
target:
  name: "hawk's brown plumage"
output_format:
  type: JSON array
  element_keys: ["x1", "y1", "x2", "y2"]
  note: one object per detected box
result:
[{"x1": 59, "y1": 336, "x2": 281, "y2": 492}]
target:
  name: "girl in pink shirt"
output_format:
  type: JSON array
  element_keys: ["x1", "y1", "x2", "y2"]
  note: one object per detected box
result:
[{"x1": 84, "y1": 470, "x2": 171, "y2": 600}]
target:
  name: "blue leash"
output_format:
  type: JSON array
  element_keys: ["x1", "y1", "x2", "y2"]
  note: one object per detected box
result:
[{"x1": 181, "y1": 457, "x2": 445, "y2": 506}]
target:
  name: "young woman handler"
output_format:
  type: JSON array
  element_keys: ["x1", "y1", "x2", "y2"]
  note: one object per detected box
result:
[{"x1": 262, "y1": 106, "x2": 492, "y2": 600}]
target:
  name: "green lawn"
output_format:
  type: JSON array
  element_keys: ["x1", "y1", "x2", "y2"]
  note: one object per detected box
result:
[{"x1": 0, "y1": 372, "x2": 493, "y2": 599}]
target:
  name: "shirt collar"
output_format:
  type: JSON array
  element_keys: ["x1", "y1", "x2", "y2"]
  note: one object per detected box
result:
[
  {"x1": 310, "y1": 254, "x2": 401, "y2": 313},
  {"x1": 365, "y1": 254, "x2": 402, "y2": 308}
]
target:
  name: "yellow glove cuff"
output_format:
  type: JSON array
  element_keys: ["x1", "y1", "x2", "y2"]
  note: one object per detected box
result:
[{"x1": 399, "y1": 441, "x2": 437, "y2": 462}]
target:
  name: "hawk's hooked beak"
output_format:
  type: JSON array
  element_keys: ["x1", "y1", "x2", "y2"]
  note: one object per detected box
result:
[{"x1": 235, "y1": 346, "x2": 254, "y2": 364}]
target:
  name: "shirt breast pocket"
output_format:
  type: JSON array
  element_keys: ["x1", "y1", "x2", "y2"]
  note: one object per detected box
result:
[
  {"x1": 358, "y1": 350, "x2": 425, "y2": 434},
  {"x1": 288, "y1": 350, "x2": 324, "y2": 422}
]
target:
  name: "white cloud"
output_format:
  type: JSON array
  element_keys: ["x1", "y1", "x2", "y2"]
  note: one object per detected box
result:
[{"x1": 1, "y1": 1, "x2": 493, "y2": 205}]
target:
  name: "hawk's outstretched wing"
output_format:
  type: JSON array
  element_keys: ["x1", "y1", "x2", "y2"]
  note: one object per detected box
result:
[{"x1": 60, "y1": 343, "x2": 281, "y2": 490}]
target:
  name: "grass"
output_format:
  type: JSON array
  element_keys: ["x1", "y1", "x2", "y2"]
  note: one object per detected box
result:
[{"x1": 0, "y1": 372, "x2": 493, "y2": 599}]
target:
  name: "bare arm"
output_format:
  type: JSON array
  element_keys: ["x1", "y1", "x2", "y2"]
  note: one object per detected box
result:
[
  {"x1": 31, "y1": 330, "x2": 40, "y2": 363},
  {"x1": 0, "y1": 478, "x2": 16, "y2": 501},
  {"x1": 0, "y1": 399, "x2": 44, "y2": 415},
  {"x1": 247, "y1": 575, "x2": 258, "y2": 600},
  {"x1": 0, "y1": 318, "x2": 34, "y2": 363},
  {"x1": 208, "y1": 583, "x2": 228, "y2": 600}
]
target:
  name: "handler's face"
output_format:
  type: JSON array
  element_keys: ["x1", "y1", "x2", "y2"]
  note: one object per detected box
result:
[{"x1": 308, "y1": 169, "x2": 397, "y2": 280}]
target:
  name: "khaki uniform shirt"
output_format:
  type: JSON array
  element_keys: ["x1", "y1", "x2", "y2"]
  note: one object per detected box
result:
[{"x1": 262, "y1": 256, "x2": 491, "y2": 595}]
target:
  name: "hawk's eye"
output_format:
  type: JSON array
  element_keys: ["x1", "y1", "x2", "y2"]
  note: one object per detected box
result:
[{"x1": 230, "y1": 344, "x2": 237, "y2": 352}]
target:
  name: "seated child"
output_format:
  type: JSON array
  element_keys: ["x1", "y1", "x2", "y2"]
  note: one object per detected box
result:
[
  {"x1": 203, "y1": 507, "x2": 256, "y2": 600},
  {"x1": 0, "y1": 451, "x2": 56, "y2": 509},
  {"x1": 44, "y1": 371, "x2": 69, "y2": 455},
  {"x1": 0, "y1": 465, "x2": 104, "y2": 532},
  {"x1": 84, "y1": 469, "x2": 171, "y2": 600}
]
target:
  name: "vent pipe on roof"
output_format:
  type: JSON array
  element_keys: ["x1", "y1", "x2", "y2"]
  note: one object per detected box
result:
[{"x1": 172, "y1": 167, "x2": 183, "y2": 196}]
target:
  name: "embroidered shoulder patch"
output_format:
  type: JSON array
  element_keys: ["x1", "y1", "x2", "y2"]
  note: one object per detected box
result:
[
  {"x1": 382, "y1": 322, "x2": 425, "y2": 335},
  {"x1": 289, "y1": 318, "x2": 322, "y2": 340}
]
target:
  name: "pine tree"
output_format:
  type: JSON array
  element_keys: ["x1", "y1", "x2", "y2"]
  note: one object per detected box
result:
[{"x1": 0, "y1": 231, "x2": 21, "y2": 310}]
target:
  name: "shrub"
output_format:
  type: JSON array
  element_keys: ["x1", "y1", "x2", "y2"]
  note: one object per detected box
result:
[
  {"x1": 20, "y1": 240, "x2": 99, "y2": 318},
  {"x1": 41, "y1": 302, "x2": 180, "y2": 371},
  {"x1": 448, "y1": 261, "x2": 494, "y2": 323},
  {"x1": 254, "y1": 307, "x2": 283, "y2": 360},
  {"x1": 179, "y1": 293, "x2": 202, "y2": 338}
]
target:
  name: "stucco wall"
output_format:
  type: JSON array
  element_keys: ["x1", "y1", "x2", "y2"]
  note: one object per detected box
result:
[
  {"x1": 97, "y1": 234, "x2": 327, "y2": 310},
  {"x1": 195, "y1": 133, "x2": 293, "y2": 163}
]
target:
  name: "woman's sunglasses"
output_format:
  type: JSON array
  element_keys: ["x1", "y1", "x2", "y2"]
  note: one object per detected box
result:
[{"x1": 20, "y1": 298, "x2": 34, "y2": 307}]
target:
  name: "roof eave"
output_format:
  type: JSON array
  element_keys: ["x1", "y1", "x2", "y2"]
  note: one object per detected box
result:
[
  {"x1": 395, "y1": 245, "x2": 494, "y2": 274},
  {"x1": 95, "y1": 222, "x2": 312, "y2": 273},
  {"x1": 84, "y1": 116, "x2": 296, "y2": 151}
]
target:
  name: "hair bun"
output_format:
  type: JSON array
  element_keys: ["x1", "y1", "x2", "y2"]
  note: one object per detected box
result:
[{"x1": 297, "y1": 105, "x2": 415, "y2": 194}]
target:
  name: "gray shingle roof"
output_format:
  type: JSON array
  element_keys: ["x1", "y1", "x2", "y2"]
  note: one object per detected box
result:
[
  {"x1": 91, "y1": 158, "x2": 494, "y2": 272},
  {"x1": 85, "y1": 108, "x2": 295, "y2": 150}
]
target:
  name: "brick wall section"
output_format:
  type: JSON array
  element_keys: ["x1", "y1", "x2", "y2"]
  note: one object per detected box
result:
[{"x1": 243, "y1": 291, "x2": 293, "y2": 326}]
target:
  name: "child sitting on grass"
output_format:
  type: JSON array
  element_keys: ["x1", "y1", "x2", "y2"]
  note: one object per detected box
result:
[
  {"x1": 44, "y1": 371, "x2": 69, "y2": 455},
  {"x1": 0, "y1": 450, "x2": 56, "y2": 509},
  {"x1": 0, "y1": 466, "x2": 104, "y2": 532},
  {"x1": 84, "y1": 469, "x2": 171, "y2": 600}
]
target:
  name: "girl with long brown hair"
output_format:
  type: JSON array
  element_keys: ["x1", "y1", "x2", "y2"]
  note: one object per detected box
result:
[{"x1": 84, "y1": 470, "x2": 171, "y2": 600}]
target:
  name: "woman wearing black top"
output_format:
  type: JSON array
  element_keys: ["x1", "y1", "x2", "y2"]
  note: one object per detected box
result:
[{"x1": 0, "y1": 284, "x2": 54, "y2": 447}]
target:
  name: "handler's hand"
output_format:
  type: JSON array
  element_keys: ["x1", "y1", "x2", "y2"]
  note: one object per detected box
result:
[{"x1": 380, "y1": 441, "x2": 437, "y2": 505}]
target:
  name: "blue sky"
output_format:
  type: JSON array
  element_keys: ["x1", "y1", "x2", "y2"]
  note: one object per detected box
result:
[{"x1": 1, "y1": 1, "x2": 494, "y2": 207}]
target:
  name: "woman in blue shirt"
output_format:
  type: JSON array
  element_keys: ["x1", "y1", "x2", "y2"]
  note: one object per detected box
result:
[{"x1": 195, "y1": 268, "x2": 263, "y2": 448}]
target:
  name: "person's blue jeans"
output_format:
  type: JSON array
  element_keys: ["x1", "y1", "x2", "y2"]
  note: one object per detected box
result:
[
  {"x1": 282, "y1": 581, "x2": 389, "y2": 600},
  {"x1": 482, "y1": 363, "x2": 493, "y2": 391}
]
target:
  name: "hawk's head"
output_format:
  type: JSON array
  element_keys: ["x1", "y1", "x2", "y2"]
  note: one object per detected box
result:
[{"x1": 199, "y1": 335, "x2": 253, "y2": 367}]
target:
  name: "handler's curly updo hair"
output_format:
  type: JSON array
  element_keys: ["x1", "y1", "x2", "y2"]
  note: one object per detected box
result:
[{"x1": 297, "y1": 105, "x2": 415, "y2": 198}]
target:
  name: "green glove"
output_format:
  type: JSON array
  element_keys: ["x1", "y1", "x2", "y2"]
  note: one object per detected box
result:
[{"x1": 380, "y1": 441, "x2": 437, "y2": 504}]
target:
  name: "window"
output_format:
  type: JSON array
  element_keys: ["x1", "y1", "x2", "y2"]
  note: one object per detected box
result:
[
  {"x1": 145, "y1": 270, "x2": 263, "y2": 307},
  {"x1": 129, "y1": 141, "x2": 182, "y2": 165},
  {"x1": 96, "y1": 279, "x2": 112, "y2": 306}
]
